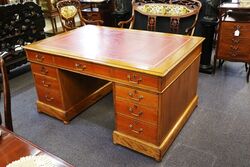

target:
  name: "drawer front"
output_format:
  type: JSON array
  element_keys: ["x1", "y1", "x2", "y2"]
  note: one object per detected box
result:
[
  {"x1": 218, "y1": 37, "x2": 250, "y2": 61},
  {"x1": 115, "y1": 85, "x2": 158, "y2": 108},
  {"x1": 54, "y1": 56, "x2": 94, "y2": 74},
  {"x1": 116, "y1": 113, "x2": 157, "y2": 144},
  {"x1": 26, "y1": 51, "x2": 53, "y2": 64},
  {"x1": 54, "y1": 56, "x2": 113, "y2": 78},
  {"x1": 31, "y1": 63, "x2": 58, "y2": 78},
  {"x1": 33, "y1": 74, "x2": 60, "y2": 90},
  {"x1": 113, "y1": 69, "x2": 159, "y2": 90},
  {"x1": 36, "y1": 86, "x2": 63, "y2": 109},
  {"x1": 115, "y1": 97, "x2": 158, "y2": 125},
  {"x1": 220, "y1": 22, "x2": 250, "y2": 38}
]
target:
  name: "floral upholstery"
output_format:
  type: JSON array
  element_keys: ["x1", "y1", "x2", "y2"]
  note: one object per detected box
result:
[
  {"x1": 138, "y1": 4, "x2": 191, "y2": 16},
  {"x1": 60, "y1": 5, "x2": 77, "y2": 19}
]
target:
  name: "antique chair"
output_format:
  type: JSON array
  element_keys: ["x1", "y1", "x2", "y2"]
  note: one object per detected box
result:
[
  {"x1": 37, "y1": 0, "x2": 59, "y2": 34},
  {"x1": 0, "y1": 52, "x2": 13, "y2": 131},
  {"x1": 118, "y1": 0, "x2": 202, "y2": 36},
  {"x1": 56, "y1": 0, "x2": 104, "y2": 32}
]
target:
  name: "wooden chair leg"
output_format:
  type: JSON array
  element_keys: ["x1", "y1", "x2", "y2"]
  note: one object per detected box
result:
[
  {"x1": 245, "y1": 63, "x2": 248, "y2": 72},
  {"x1": 50, "y1": 17, "x2": 57, "y2": 34},
  {"x1": 247, "y1": 63, "x2": 250, "y2": 83},
  {"x1": 218, "y1": 59, "x2": 224, "y2": 68},
  {"x1": 213, "y1": 57, "x2": 217, "y2": 74}
]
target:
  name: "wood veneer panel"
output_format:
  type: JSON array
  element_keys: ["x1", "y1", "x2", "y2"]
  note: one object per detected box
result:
[
  {"x1": 158, "y1": 56, "x2": 200, "y2": 144},
  {"x1": 57, "y1": 70, "x2": 109, "y2": 110}
]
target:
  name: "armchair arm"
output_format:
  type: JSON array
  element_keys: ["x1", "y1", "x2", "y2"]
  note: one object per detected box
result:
[
  {"x1": 185, "y1": 14, "x2": 199, "y2": 36},
  {"x1": 118, "y1": 16, "x2": 135, "y2": 29}
]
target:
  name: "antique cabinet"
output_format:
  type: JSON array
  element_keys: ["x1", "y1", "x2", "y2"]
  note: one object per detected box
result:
[{"x1": 214, "y1": 2, "x2": 250, "y2": 81}]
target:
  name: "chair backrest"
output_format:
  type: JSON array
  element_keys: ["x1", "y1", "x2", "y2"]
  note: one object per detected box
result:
[
  {"x1": 56, "y1": 0, "x2": 83, "y2": 31},
  {"x1": 56, "y1": 0, "x2": 104, "y2": 32},
  {"x1": 0, "y1": 52, "x2": 13, "y2": 131},
  {"x1": 119, "y1": 0, "x2": 202, "y2": 36}
]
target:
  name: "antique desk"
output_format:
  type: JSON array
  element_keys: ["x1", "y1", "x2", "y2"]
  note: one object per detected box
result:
[
  {"x1": 214, "y1": 2, "x2": 250, "y2": 81},
  {"x1": 0, "y1": 126, "x2": 73, "y2": 166},
  {"x1": 24, "y1": 25, "x2": 203, "y2": 160}
]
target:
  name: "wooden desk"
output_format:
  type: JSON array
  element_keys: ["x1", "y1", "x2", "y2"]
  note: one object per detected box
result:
[
  {"x1": 0, "y1": 126, "x2": 73, "y2": 167},
  {"x1": 24, "y1": 25, "x2": 204, "y2": 160}
]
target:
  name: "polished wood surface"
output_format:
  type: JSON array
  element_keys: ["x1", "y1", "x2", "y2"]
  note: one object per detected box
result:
[
  {"x1": 24, "y1": 25, "x2": 204, "y2": 160},
  {"x1": 0, "y1": 126, "x2": 73, "y2": 167},
  {"x1": 24, "y1": 26, "x2": 202, "y2": 77}
]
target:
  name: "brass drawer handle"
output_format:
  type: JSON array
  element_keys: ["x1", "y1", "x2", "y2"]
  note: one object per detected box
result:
[
  {"x1": 45, "y1": 95, "x2": 54, "y2": 102},
  {"x1": 75, "y1": 63, "x2": 86, "y2": 71},
  {"x1": 230, "y1": 45, "x2": 239, "y2": 51},
  {"x1": 128, "y1": 91, "x2": 144, "y2": 102},
  {"x1": 231, "y1": 38, "x2": 240, "y2": 44},
  {"x1": 40, "y1": 66, "x2": 48, "y2": 75},
  {"x1": 129, "y1": 106, "x2": 143, "y2": 117},
  {"x1": 35, "y1": 54, "x2": 44, "y2": 62},
  {"x1": 42, "y1": 80, "x2": 50, "y2": 87},
  {"x1": 129, "y1": 124, "x2": 143, "y2": 134},
  {"x1": 127, "y1": 74, "x2": 142, "y2": 84}
]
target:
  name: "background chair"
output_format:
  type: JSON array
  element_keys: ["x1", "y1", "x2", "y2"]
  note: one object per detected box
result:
[
  {"x1": 56, "y1": 0, "x2": 103, "y2": 32},
  {"x1": 37, "y1": 0, "x2": 59, "y2": 34},
  {"x1": 118, "y1": 0, "x2": 202, "y2": 36},
  {"x1": 0, "y1": 52, "x2": 13, "y2": 131}
]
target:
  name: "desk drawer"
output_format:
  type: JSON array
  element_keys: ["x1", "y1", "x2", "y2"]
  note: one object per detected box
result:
[
  {"x1": 31, "y1": 63, "x2": 58, "y2": 78},
  {"x1": 115, "y1": 97, "x2": 158, "y2": 125},
  {"x1": 115, "y1": 85, "x2": 158, "y2": 108},
  {"x1": 220, "y1": 22, "x2": 250, "y2": 38},
  {"x1": 116, "y1": 113, "x2": 157, "y2": 144},
  {"x1": 33, "y1": 74, "x2": 60, "y2": 90},
  {"x1": 26, "y1": 51, "x2": 54, "y2": 64},
  {"x1": 54, "y1": 56, "x2": 94, "y2": 74},
  {"x1": 113, "y1": 69, "x2": 159, "y2": 90},
  {"x1": 54, "y1": 56, "x2": 112, "y2": 78},
  {"x1": 218, "y1": 38, "x2": 250, "y2": 61},
  {"x1": 36, "y1": 86, "x2": 63, "y2": 109}
]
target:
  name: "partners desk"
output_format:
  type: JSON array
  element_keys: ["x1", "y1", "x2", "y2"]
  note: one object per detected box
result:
[
  {"x1": 24, "y1": 25, "x2": 204, "y2": 160},
  {"x1": 0, "y1": 126, "x2": 73, "y2": 166}
]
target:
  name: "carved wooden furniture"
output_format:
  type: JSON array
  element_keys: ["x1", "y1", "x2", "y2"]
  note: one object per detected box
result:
[
  {"x1": 0, "y1": 52, "x2": 13, "y2": 131},
  {"x1": 118, "y1": 0, "x2": 202, "y2": 35},
  {"x1": 24, "y1": 25, "x2": 204, "y2": 160},
  {"x1": 214, "y1": 2, "x2": 250, "y2": 82},
  {"x1": 80, "y1": 0, "x2": 112, "y2": 25},
  {"x1": 0, "y1": 127, "x2": 74, "y2": 166},
  {"x1": 56, "y1": 0, "x2": 103, "y2": 32},
  {"x1": 37, "y1": 0, "x2": 59, "y2": 34},
  {"x1": 0, "y1": 2, "x2": 45, "y2": 71},
  {"x1": 0, "y1": 0, "x2": 8, "y2": 5}
]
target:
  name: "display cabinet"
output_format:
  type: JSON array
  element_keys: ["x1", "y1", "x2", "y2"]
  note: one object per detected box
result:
[{"x1": 214, "y1": 2, "x2": 250, "y2": 81}]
